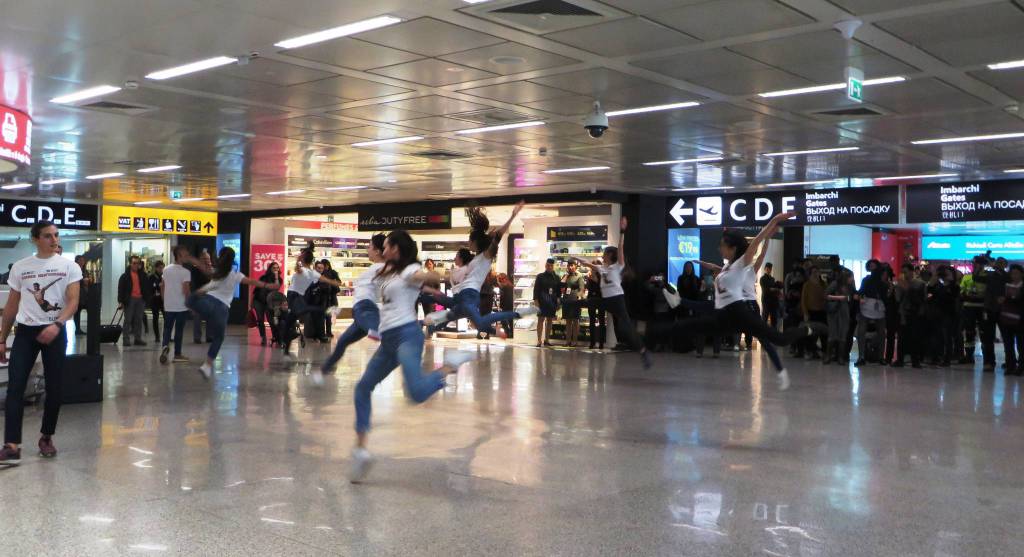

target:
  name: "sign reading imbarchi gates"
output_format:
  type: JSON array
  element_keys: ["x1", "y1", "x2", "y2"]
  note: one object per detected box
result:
[
  {"x1": 906, "y1": 180, "x2": 1024, "y2": 223},
  {"x1": 665, "y1": 186, "x2": 899, "y2": 228}
]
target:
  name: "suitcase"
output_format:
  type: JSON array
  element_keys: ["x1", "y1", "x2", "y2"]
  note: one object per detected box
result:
[
  {"x1": 99, "y1": 308, "x2": 124, "y2": 344},
  {"x1": 61, "y1": 353, "x2": 103, "y2": 404}
]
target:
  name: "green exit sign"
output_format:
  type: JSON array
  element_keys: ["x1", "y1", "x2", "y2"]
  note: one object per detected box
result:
[
  {"x1": 847, "y1": 77, "x2": 863, "y2": 103},
  {"x1": 170, "y1": 190, "x2": 183, "y2": 200}
]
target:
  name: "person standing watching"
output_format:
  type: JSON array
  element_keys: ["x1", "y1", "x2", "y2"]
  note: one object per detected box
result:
[
  {"x1": 0, "y1": 221, "x2": 81, "y2": 465},
  {"x1": 118, "y1": 256, "x2": 152, "y2": 346},
  {"x1": 759, "y1": 262, "x2": 781, "y2": 330},
  {"x1": 73, "y1": 255, "x2": 92, "y2": 336},
  {"x1": 533, "y1": 258, "x2": 561, "y2": 347},
  {"x1": 497, "y1": 273, "x2": 516, "y2": 340},
  {"x1": 148, "y1": 260, "x2": 165, "y2": 343},
  {"x1": 190, "y1": 250, "x2": 212, "y2": 344},
  {"x1": 159, "y1": 246, "x2": 193, "y2": 364}
]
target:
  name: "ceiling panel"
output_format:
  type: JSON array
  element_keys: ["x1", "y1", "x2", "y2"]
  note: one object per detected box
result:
[
  {"x1": 828, "y1": 0, "x2": 949, "y2": 15},
  {"x1": 634, "y1": 48, "x2": 812, "y2": 95},
  {"x1": 649, "y1": 0, "x2": 816, "y2": 41},
  {"x1": 969, "y1": 69, "x2": 1024, "y2": 100},
  {"x1": 214, "y1": 58, "x2": 339, "y2": 87},
  {"x1": 391, "y1": 116, "x2": 481, "y2": 132},
  {"x1": 369, "y1": 58, "x2": 496, "y2": 87},
  {"x1": 383, "y1": 95, "x2": 491, "y2": 116},
  {"x1": 594, "y1": 0, "x2": 706, "y2": 15},
  {"x1": 876, "y1": 3, "x2": 1024, "y2": 66},
  {"x1": 355, "y1": 17, "x2": 504, "y2": 57},
  {"x1": 279, "y1": 38, "x2": 424, "y2": 71},
  {"x1": 544, "y1": 17, "x2": 697, "y2": 57},
  {"x1": 461, "y1": 81, "x2": 577, "y2": 104},
  {"x1": 521, "y1": 95, "x2": 625, "y2": 117},
  {"x1": 330, "y1": 104, "x2": 429, "y2": 123},
  {"x1": 293, "y1": 75, "x2": 411, "y2": 100},
  {"x1": 438, "y1": 42, "x2": 580, "y2": 75}
]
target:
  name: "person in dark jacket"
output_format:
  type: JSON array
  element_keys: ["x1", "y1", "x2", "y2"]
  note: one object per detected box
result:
[
  {"x1": 927, "y1": 266, "x2": 959, "y2": 367},
  {"x1": 253, "y1": 261, "x2": 282, "y2": 346},
  {"x1": 148, "y1": 261, "x2": 165, "y2": 343},
  {"x1": 319, "y1": 260, "x2": 341, "y2": 338},
  {"x1": 497, "y1": 273, "x2": 515, "y2": 340},
  {"x1": 73, "y1": 255, "x2": 92, "y2": 336},
  {"x1": 189, "y1": 250, "x2": 213, "y2": 343},
  {"x1": 585, "y1": 263, "x2": 605, "y2": 349},
  {"x1": 533, "y1": 259, "x2": 561, "y2": 347},
  {"x1": 117, "y1": 256, "x2": 153, "y2": 346}
]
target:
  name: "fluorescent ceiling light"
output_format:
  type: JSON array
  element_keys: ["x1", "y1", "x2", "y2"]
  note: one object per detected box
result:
[
  {"x1": 351, "y1": 136, "x2": 423, "y2": 147},
  {"x1": 543, "y1": 166, "x2": 611, "y2": 174},
  {"x1": 173, "y1": 197, "x2": 205, "y2": 202},
  {"x1": 325, "y1": 185, "x2": 367, "y2": 191},
  {"x1": 138, "y1": 165, "x2": 182, "y2": 173},
  {"x1": 274, "y1": 15, "x2": 402, "y2": 49},
  {"x1": 988, "y1": 59, "x2": 1024, "y2": 71},
  {"x1": 606, "y1": 101, "x2": 700, "y2": 117},
  {"x1": 40, "y1": 178, "x2": 74, "y2": 185},
  {"x1": 873, "y1": 173, "x2": 958, "y2": 181},
  {"x1": 455, "y1": 121, "x2": 545, "y2": 135},
  {"x1": 266, "y1": 189, "x2": 306, "y2": 195},
  {"x1": 85, "y1": 172, "x2": 124, "y2": 180},
  {"x1": 762, "y1": 147, "x2": 859, "y2": 157},
  {"x1": 50, "y1": 85, "x2": 121, "y2": 104},
  {"x1": 911, "y1": 132, "x2": 1024, "y2": 145},
  {"x1": 643, "y1": 156, "x2": 724, "y2": 166},
  {"x1": 1, "y1": 183, "x2": 31, "y2": 190},
  {"x1": 762, "y1": 180, "x2": 835, "y2": 187},
  {"x1": 216, "y1": 193, "x2": 251, "y2": 199},
  {"x1": 1003, "y1": 168, "x2": 1024, "y2": 173},
  {"x1": 145, "y1": 56, "x2": 237, "y2": 80},
  {"x1": 758, "y1": 76, "x2": 905, "y2": 98},
  {"x1": 134, "y1": 200, "x2": 161, "y2": 206}
]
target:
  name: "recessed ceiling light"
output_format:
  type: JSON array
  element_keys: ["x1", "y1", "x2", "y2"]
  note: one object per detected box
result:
[
  {"x1": 456, "y1": 121, "x2": 545, "y2": 135},
  {"x1": 50, "y1": 85, "x2": 121, "y2": 104},
  {"x1": 489, "y1": 56, "x2": 525, "y2": 65},
  {"x1": 606, "y1": 101, "x2": 700, "y2": 117},
  {"x1": 351, "y1": 136, "x2": 423, "y2": 147},
  {"x1": 145, "y1": 56, "x2": 237, "y2": 80},
  {"x1": 266, "y1": 189, "x2": 306, "y2": 195},
  {"x1": 314, "y1": 154, "x2": 328, "y2": 159},
  {"x1": 85, "y1": 172, "x2": 124, "y2": 180},
  {"x1": 173, "y1": 197, "x2": 205, "y2": 202},
  {"x1": 39, "y1": 178, "x2": 74, "y2": 185},
  {"x1": 274, "y1": 15, "x2": 402, "y2": 49},
  {"x1": 325, "y1": 185, "x2": 367, "y2": 191},
  {"x1": 1, "y1": 183, "x2": 31, "y2": 190},
  {"x1": 1003, "y1": 168, "x2": 1024, "y2": 173},
  {"x1": 762, "y1": 180, "x2": 836, "y2": 187},
  {"x1": 216, "y1": 193, "x2": 251, "y2": 199},
  {"x1": 988, "y1": 59, "x2": 1024, "y2": 71},
  {"x1": 134, "y1": 200, "x2": 161, "y2": 206},
  {"x1": 762, "y1": 147, "x2": 859, "y2": 157},
  {"x1": 911, "y1": 132, "x2": 1024, "y2": 145},
  {"x1": 758, "y1": 76, "x2": 905, "y2": 98},
  {"x1": 643, "y1": 156, "x2": 724, "y2": 166},
  {"x1": 873, "y1": 173, "x2": 958, "y2": 181},
  {"x1": 138, "y1": 165, "x2": 182, "y2": 173},
  {"x1": 543, "y1": 166, "x2": 611, "y2": 174}
]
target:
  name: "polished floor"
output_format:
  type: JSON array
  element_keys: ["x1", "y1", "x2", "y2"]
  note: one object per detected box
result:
[{"x1": 2, "y1": 326, "x2": 1023, "y2": 556}]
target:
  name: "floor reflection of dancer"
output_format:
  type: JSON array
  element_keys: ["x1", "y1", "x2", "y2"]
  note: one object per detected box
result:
[
  {"x1": 659, "y1": 212, "x2": 821, "y2": 390},
  {"x1": 350, "y1": 230, "x2": 476, "y2": 483}
]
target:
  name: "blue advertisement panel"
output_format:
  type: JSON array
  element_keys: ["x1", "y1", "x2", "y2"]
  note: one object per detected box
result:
[
  {"x1": 922, "y1": 235, "x2": 1024, "y2": 260},
  {"x1": 216, "y1": 233, "x2": 242, "y2": 298},
  {"x1": 668, "y1": 228, "x2": 701, "y2": 281}
]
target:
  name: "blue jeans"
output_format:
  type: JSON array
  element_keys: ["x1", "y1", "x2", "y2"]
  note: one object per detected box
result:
[
  {"x1": 162, "y1": 310, "x2": 189, "y2": 356},
  {"x1": 5, "y1": 324, "x2": 66, "y2": 444},
  {"x1": 186, "y1": 294, "x2": 228, "y2": 360},
  {"x1": 322, "y1": 300, "x2": 379, "y2": 372},
  {"x1": 355, "y1": 322, "x2": 446, "y2": 433},
  {"x1": 434, "y1": 288, "x2": 518, "y2": 335}
]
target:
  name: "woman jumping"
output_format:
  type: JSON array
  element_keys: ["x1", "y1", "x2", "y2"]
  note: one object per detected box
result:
[{"x1": 350, "y1": 230, "x2": 475, "y2": 483}]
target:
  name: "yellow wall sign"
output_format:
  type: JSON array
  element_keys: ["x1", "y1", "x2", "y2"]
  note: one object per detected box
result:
[{"x1": 101, "y1": 206, "x2": 218, "y2": 236}]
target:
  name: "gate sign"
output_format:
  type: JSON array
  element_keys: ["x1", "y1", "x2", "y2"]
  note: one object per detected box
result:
[
  {"x1": 0, "y1": 105, "x2": 31, "y2": 170},
  {"x1": 665, "y1": 186, "x2": 899, "y2": 228},
  {"x1": 0, "y1": 199, "x2": 97, "y2": 230},
  {"x1": 906, "y1": 180, "x2": 1024, "y2": 223},
  {"x1": 102, "y1": 205, "x2": 217, "y2": 236}
]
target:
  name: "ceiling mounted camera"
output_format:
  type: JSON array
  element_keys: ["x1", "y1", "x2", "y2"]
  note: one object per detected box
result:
[{"x1": 584, "y1": 101, "x2": 608, "y2": 139}]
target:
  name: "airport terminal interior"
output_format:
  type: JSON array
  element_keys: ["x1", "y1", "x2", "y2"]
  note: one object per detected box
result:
[{"x1": 1, "y1": 0, "x2": 1024, "y2": 555}]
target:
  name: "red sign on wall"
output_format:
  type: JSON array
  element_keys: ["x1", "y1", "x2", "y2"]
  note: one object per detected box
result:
[
  {"x1": 249, "y1": 244, "x2": 286, "y2": 296},
  {"x1": 0, "y1": 105, "x2": 31, "y2": 168}
]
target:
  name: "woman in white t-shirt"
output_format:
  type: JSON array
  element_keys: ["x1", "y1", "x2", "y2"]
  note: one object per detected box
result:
[
  {"x1": 186, "y1": 247, "x2": 276, "y2": 381},
  {"x1": 349, "y1": 230, "x2": 475, "y2": 483},
  {"x1": 569, "y1": 217, "x2": 652, "y2": 369},
  {"x1": 279, "y1": 242, "x2": 346, "y2": 355}
]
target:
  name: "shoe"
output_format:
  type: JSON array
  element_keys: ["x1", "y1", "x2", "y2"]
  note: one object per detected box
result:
[
  {"x1": 322, "y1": 363, "x2": 337, "y2": 375},
  {"x1": 0, "y1": 444, "x2": 21, "y2": 466},
  {"x1": 172, "y1": 355, "x2": 189, "y2": 363},
  {"x1": 122, "y1": 340, "x2": 131, "y2": 348},
  {"x1": 494, "y1": 324, "x2": 508, "y2": 340},
  {"x1": 588, "y1": 344, "x2": 596, "y2": 350},
  {"x1": 516, "y1": 306, "x2": 540, "y2": 317},
  {"x1": 443, "y1": 350, "x2": 475, "y2": 372},
  {"x1": 543, "y1": 341, "x2": 554, "y2": 347},
  {"x1": 260, "y1": 338, "x2": 267, "y2": 346},
  {"x1": 424, "y1": 309, "x2": 451, "y2": 326},
  {"x1": 205, "y1": 338, "x2": 213, "y2": 344},
  {"x1": 940, "y1": 360, "x2": 951, "y2": 368},
  {"x1": 892, "y1": 361, "x2": 904, "y2": 368},
  {"x1": 640, "y1": 350, "x2": 652, "y2": 370},
  {"x1": 854, "y1": 359, "x2": 866, "y2": 366},
  {"x1": 38, "y1": 436, "x2": 57, "y2": 458},
  {"x1": 194, "y1": 339, "x2": 202, "y2": 345},
  {"x1": 159, "y1": 345, "x2": 170, "y2": 364},
  {"x1": 983, "y1": 364, "x2": 995, "y2": 373},
  {"x1": 696, "y1": 352, "x2": 703, "y2": 359},
  {"x1": 912, "y1": 363, "x2": 923, "y2": 369},
  {"x1": 367, "y1": 330, "x2": 381, "y2": 341},
  {"x1": 349, "y1": 448, "x2": 374, "y2": 484},
  {"x1": 133, "y1": 339, "x2": 147, "y2": 347},
  {"x1": 777, "y1": 369, "x2": 791, "y2": 391},
  {"x1": 310, "y1": 369, "x2": 324, "y2": 387},
  {"x1": 198, "y1": 362, "x2": 212, "y2": 381}
]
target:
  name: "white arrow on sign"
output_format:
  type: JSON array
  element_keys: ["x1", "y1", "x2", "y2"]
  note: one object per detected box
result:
[{"x1": 669, "y1": 198, "x2": 695, "y2": 225}]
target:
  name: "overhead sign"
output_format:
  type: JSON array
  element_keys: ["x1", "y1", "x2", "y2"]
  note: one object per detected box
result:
[
  {"x1": 547, "y1": 225, "x2": 608, "y2": 242},
  {"x1": 0, "y1": 199, "x2": 97, "y2": 230},
  {"x1": 906, "y1": 180, "x2": 1024, "y2": 223},
  {"x1": 0, "y1": 105, "x2": 31, "y2": 171},
  {"x1": 357, "y1": 202, "x2": 451, "y2": 231},
  {"x1": 922, "y1": 235, "x2": 1024, "y2": 260},
  {"x1": 666, "y1": 186, "x2": 899, "y2": 228},
  {"x1": 287, "y1": 235, "x2": 367, "y2": 250},
  {"x1": 846, "y1": 66, "x2": 864, "y2": 103},
  {"x1": 421, "y1": 240, "x2": 467, "y2": 252},
  {"x1": 102, "y1": 205, "x2": 217, "y2": 236}
]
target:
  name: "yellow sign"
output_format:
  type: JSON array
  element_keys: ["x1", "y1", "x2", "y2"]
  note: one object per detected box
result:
[{"x1": 101, "y1": 205, "x2": 218, "y2": 236}]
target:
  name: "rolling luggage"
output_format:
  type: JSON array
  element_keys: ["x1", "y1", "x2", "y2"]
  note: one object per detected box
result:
[
  {"x1": 61, "y1": 353, "x2": 104, "y2": 404},
  {"x1": 99, "y1": 308, "x2": 124, "y2": 344}
]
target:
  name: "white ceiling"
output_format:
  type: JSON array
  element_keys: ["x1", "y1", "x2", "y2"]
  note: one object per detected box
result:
[{"x1": 2, "y1": 0, "x2": 1024, "y2": 211}]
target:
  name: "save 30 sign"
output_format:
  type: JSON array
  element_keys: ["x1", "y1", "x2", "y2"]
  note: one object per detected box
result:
[{"x1": 249, "y1": 244, "x2": 285, "y2": 294}]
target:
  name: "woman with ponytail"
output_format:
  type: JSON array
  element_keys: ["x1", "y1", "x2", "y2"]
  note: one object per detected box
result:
[{"x1": 279, "y1": 241, "x2": 346, "y2": 355}]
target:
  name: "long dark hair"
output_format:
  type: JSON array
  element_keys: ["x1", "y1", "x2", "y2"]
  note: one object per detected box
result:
[
  {"x1": 466, "y1": 206, "x2": 493, "y2": 254},
  {"x1": 455, "y1": 247, "x2": 473, "y2": 265},
  {"x1": 370, "y1": 233, "x2": 386, "y2": 253},
  {"x1": 378, "y1": 230, "x2": 419, "y2": 278},
  {"x1": 213, "y1": 247, "x2": 235, "y2": 280},
  {"x1": 603, "y1": 246, "x2": 619, "y2": 264},
  {"x1": 298, "y1": 241, "x2": 315, "y2": 266},
  {"x1": 721, "y1": 229, "x2": 749, "y2": 260},
  {"x1": 682, "y1": 261, "x2": 695, "y2": 276}
]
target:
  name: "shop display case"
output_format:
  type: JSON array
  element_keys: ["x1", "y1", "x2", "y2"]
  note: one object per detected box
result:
[{"x1": 286, "y1": 235, "x2": 371, "y2": 311}]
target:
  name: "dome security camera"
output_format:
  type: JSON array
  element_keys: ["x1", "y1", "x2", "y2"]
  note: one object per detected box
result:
[{"x1": 584, "y1": 101, "x2": 608, "y2": 139}]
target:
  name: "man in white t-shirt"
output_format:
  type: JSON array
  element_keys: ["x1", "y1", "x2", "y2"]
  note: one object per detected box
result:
[
  {"x1": 0, "y1": 221, "x2": 82, "y2": 465},
  {"x1": 159, "y1": 245, "x2": 193, "y2": 364}
]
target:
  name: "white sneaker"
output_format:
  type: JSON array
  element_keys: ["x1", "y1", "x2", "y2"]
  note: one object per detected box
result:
[
  {"x1": 424, "y1": 309, "x2": 451, "y2": 326},
  {"x1": 349, "y1": 448, "x2": 374, "y2": 483},
  {"x1": 777, "y1": 369, "x2": 790, "y2": 391},
  {"x1": 516, "y1": 305, "x2": 539, "y2": 317},
  {"x1": 198, "y1": 362, "x2": 212, "y2": 381},
  {"x1": 310, "y1": 369, "x2": 324, "y2": 387},
  {"x1": 443, "y1": 350, "x2": 475, "y2": 372}
]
